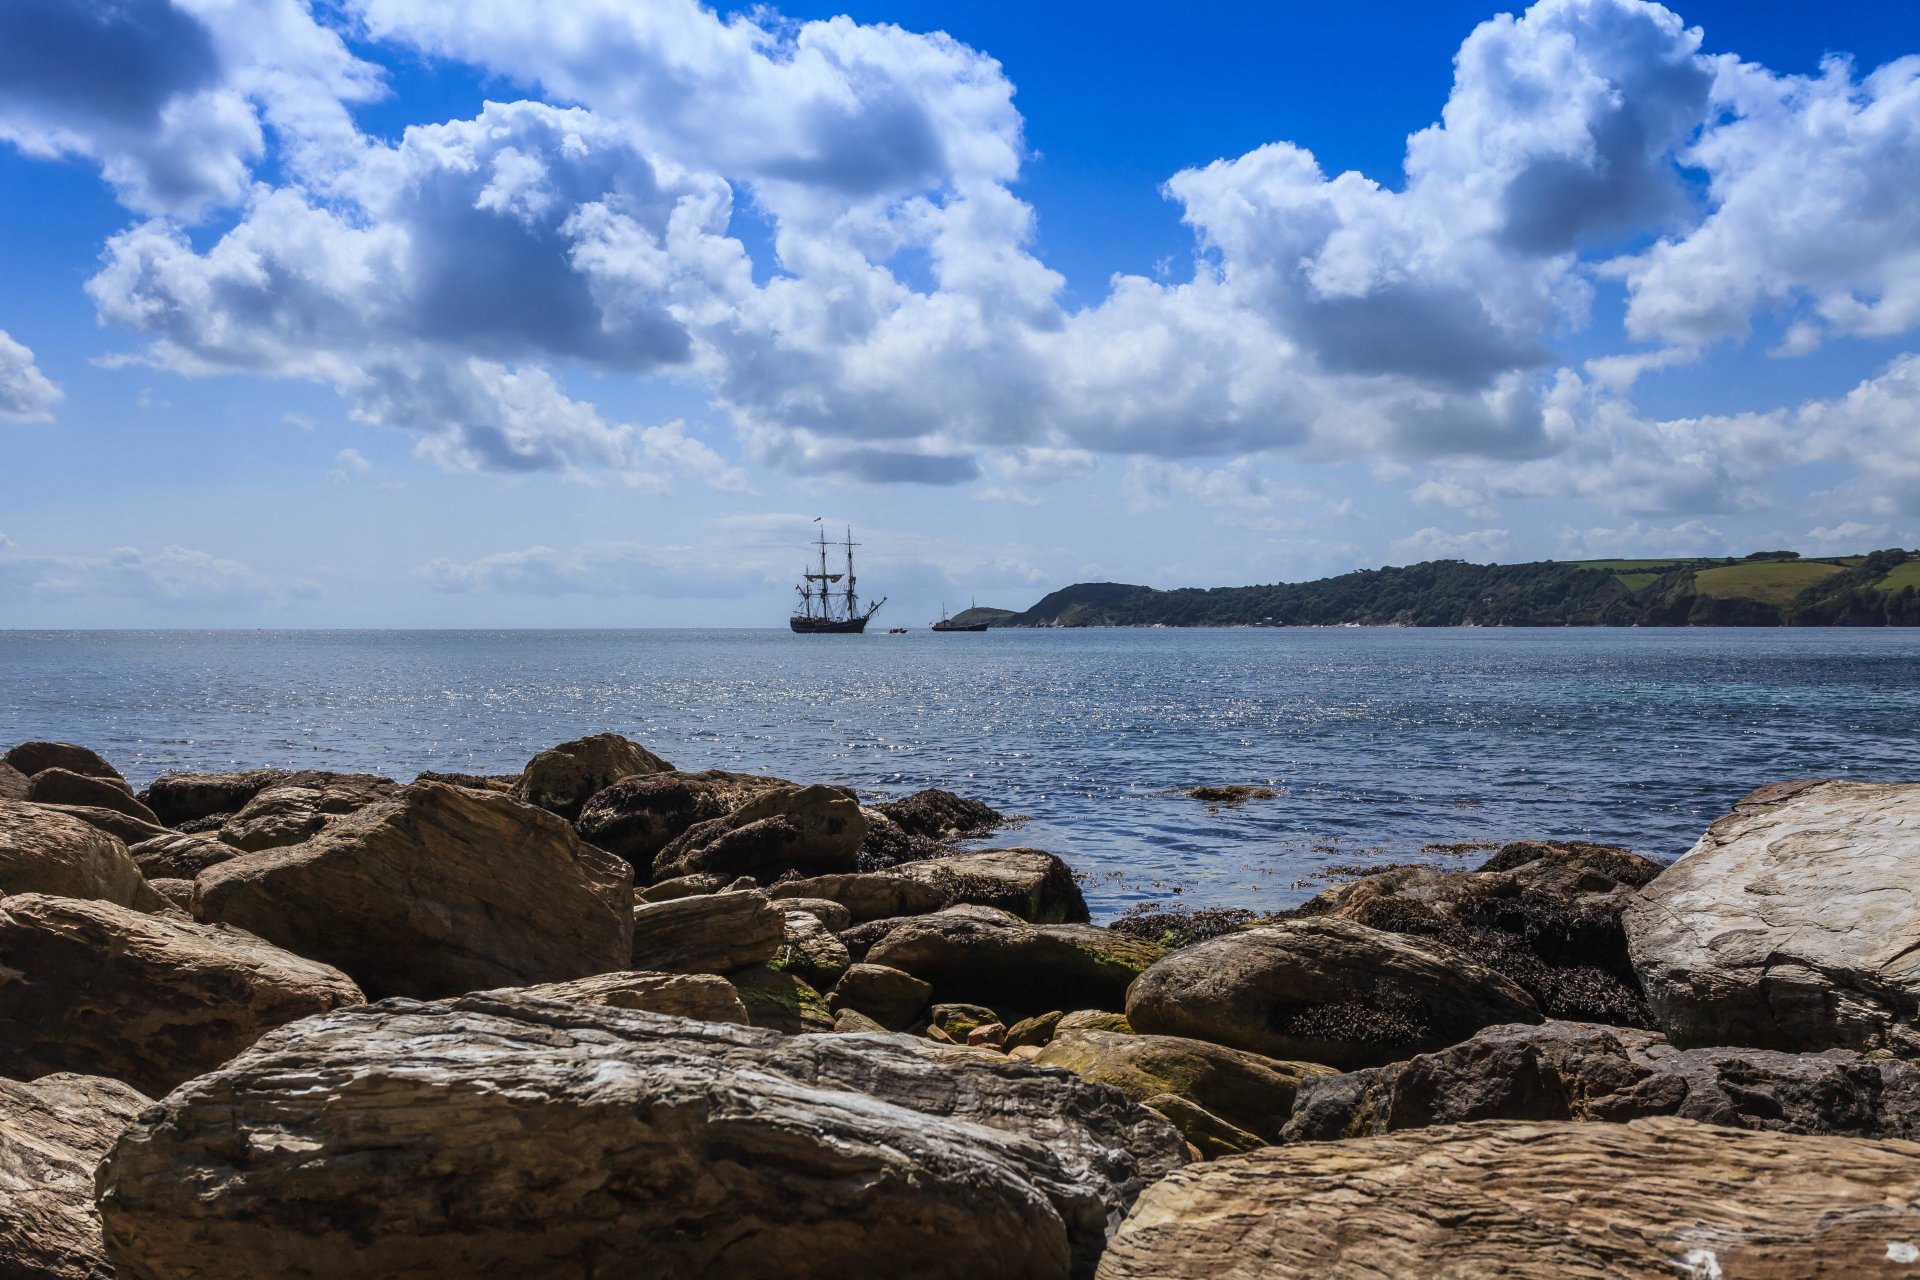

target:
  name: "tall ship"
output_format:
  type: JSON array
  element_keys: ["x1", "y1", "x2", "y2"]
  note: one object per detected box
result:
[{"x1": 790, "y1": 523, "x2": 885, "y2": 634}]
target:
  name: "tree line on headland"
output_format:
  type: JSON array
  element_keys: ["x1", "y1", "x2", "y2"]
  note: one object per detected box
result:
[{"x1": 971, "y1": 548, "x2": 1920, "y2": 628}]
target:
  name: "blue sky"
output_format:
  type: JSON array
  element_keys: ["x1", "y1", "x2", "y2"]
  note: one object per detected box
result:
[{"x1": 2, "y1": 0, "x2": 1918, "y2": 626}]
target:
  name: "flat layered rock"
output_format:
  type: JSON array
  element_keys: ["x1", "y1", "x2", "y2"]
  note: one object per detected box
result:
[
  {"x1": 512, "y1": 733, "x2": 673, "y2": 823},
  {"x1": 139, "y1": 769, "x2": 290, "y2": 827},
  {"x1": 32, "y1": 803, "x2": 171, "y2": 848},
  {"x1": 216, "y1": 773, "x2": 397, "y2": 853},
  {"x1": 0, "y1": 892, "x2": 362, "y2": 1095},
  {"x1": 1036, "y1": 1029, "x2": 1335, "y2": 1157},
  {"x1": 629, "y1": 889, "x2": 784, "y2": 974},
  {"x1": 769, "y1": 870, "x2": 949, "y2": 923},
  {"x1": 1, "y1": 1072, "x2": 152, "y2": 1280},
  {"x1": 1096, "y1": 1117, "x2": 1920, "y2": 1279},
  {"x1": 576, "y1": 768, "x2": 788, "y2": 867},
  {"x1": 1626, "y1": 779, "x2": 1920, "y2": 1054},
  {"x1": 196, "y1": 780, "x2": 633, "y2": 999},
  {"x1": 127, "y1": 831, "x2": 241, "y2": 880},
  {"x1": 893, "y1": 848, "x2": 1090, "y2": 924},
  {"x1": 3, "y1": 743, "x2": 122, "y2": 782},
  {"x1": 0, "y1": 799, "x2": 160, "y2": 909},
  {"x1": 1282, "y1": 1019, "x2": 1920, "y2": 1143},
  {"x1": 866, "y1": 908, "x2": 1165, "y2": 1017},
  {"x1": 491, "y1": 971, "x2": 749, "y2": 1024},
  {"x1": 1125, "y1": 917, "x2": 1540, "y2": 1070},
  {"x1": 651, "y1": 783, "x2": 867, "y2": 883},
  {"x1": 97, "y1": 994, "x2": 1187, "y2": 1280}
]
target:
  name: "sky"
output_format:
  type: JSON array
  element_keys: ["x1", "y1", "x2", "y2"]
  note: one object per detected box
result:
[{"x1": 2, "y1": 0, "x2": 1919, "y2": 626}]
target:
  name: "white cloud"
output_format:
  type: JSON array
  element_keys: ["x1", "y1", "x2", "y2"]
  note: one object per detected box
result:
[
  {"x1": 0, "y1": 537, "x2": 313, "y2": 608},
  {"x1": 1553, "y1": 519, "x2": 1728, "y2": 558},
  {"x1": 328, "y1": 446, "x2": 373, "y2": 481},
  {"x1": 422, "y1": 541, "x2": 776, "y2": 599},
  {"x1": 1803, "y1": 520, "x2": 1886, "y2": 553},
  {"x1": 1121, "y1": 458, "x2": 1298, "y2": 514},
  {"x1": 0, "y1": 328, "x2": 61, "y2": 420},
  {"x1": 1391, "y1": 527, "x2": 1514, "y2": 563}
]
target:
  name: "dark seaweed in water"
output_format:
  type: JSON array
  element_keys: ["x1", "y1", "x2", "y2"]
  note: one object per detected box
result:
[{"x1": 1108, "y1": 903, "x2": 1261, "y2": 951}]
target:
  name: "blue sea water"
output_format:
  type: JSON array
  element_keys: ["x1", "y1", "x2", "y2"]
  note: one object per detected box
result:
[{"x1": 3, "y1": 627, "x2": 1916, "y2": 917}]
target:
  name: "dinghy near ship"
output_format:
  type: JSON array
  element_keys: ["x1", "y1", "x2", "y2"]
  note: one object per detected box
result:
[{"x1": 790, "y1": 523, "x2": 885, "y2": 634}]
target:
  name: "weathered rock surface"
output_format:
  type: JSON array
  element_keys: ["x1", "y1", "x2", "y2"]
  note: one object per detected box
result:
[
  {"x1": 629, "y1": 889, "x2": 784, "y2": 974},
  {"x1": 1095, "y1": 1117, "x2": 1920, "y2": 1279},
  {"x1": 867, "y1": 907, "x2": 1166, "y2": 1017},
  {"x1": 1626, "y1": 779, "x2": 1920, "y2": 1054},
  {"x1": 1038, "y1": 1029, "x2": 1334, "y2": 1157},
  {"x1": 1, "y1": 800, "x2": 164, "y2": 911},
  {"x1": 576, "y1": 768, "x2": 787, "y2": 867},
  {"x1": 1295, "y1": 839, "x2": 1658, "y2": 1026},
  {"x1": 146, "y1": 878, "x2": 195, "y2": 910},
  {"x1": 138, "y1": 769, "x2": 290, "y2": 827},
  {"x1": 26, "y1": 768, "x2": 158, "y2": 825},
  {"x1": 730, "y1": 965, "x2": 836, "y2": 1034},
  {"x1": 513, "y1": 732, "x2": 673, "y2": 823},
  {"x1": 1060, "y1": 1010, "x2": 1134, "y2": 1035},
  {"x1": 412, "y1": 770, "x2": 518, "y2": 793},
  {"x1": 893, "y1": 848, "x2": 1090, "y2": 924},
  {"x1": 878, "y1": 788, "x2": 1005, "y2": 841},
  {"x1": 196, "y1": 780, "x2": 633, "y2": 999},
  {"x1": 773, "y1": 906, "x2": 852, "y2": 989},
  {"x1": 931, "y1": 1001, "x2": 1003, "y2": 1042},
  {"x1": 97, "y1": 995, "x2": 1186, "y2": 1280},
  {"x1": 1, "y1": 1072, "x2": 152, "y2": 1280},
  {"x1": 774, "y1": 895, "x2": 852, "y2": 931},
  {"x1": 490, "y1": 971, "x2": 749, "y2": 1025},
  {"x1": 854, "y1": 805, "x2": 946, "y2": 870},
  {"x1": 32, "y1": 803, "x2": 170, "y2": 848},
  {"x1": 3, "y1": 742, "x2": 122, "y2": 782},
  {"x1": 828, "y1": 962, "x2": 932, "y2": 1030},
  {"x1": 1282, "y1": 1019, "x2": 1920, "y2": 1143},
  {"x1": 127, "y1": 830, "x2": 240, "y2": 880},
  {"x1": 770, "y1": 869, "x2": 949, "y2": 923},
  {"x1": 651, "y1": 783, "x2": 868, "y2": 884},
  {"x1": 833, "y1": 1007, "x2": 890, "y2": 1033},
  {"x1": 215, "y1": 773, "x2": 397, "y2": 853},
  {"x1": 1125, "y1": 917, "x2": 1540, "y2": 1070},
  {"x1": 0, "y1": 892, "x2": 363, "y2": 1094},
  {"x1": 0, "y1": 760, "x2": 28, "y2": 800}
]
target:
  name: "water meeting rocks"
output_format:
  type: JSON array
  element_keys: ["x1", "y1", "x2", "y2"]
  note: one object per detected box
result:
[
  {"x1": 650, "y1": 782, "x2": 867, "y2": 883},
  {"x1": 95, "y1": 993, "x2": 1187, "y2": 1280},
  {"x1": 0, "y1": 799, "x2": 161, "y2": 909},
  {"x1": 3, "y1": 742, "x2": 123, "y2": 783},
  {"x1": 1125, "y1": 917, "x2": 1541, "y2": 1070},
  {"x1": 512, "y1": 732, "x2": 673, "y2": 823},
  {"x1": 138, "y1": 769, "x2": 291, "y2": 827},
  {"x1": 891, "y1": 847, "x2": 1091, "y2": 924},
  {"x1": 195, "y1": 780, "x2": 633, "y2": 999},
  {"x1": 628, "y1": 888, "x2": 785, "y2": 974},
  {"x1": 2, "y1": 1072, "x2": 152, "y2": 1280},
  {"x1": 0, "y1": 892, "x2": 362, "y2": 1095},
  {"x1": 1624, "y1": 779, "x2": 1920, "y2": 1054},
  {"x1": 877, "y1": 788, "x2": 1006, "y2": 841},
  {"x1": 1281, "y1": 1019, "x2": 1920, "y2": 1143},
  {"x1": 865, "y1": 906, "x2": 1166, "y2": 1016},
  {"x1": 576, "y1": 768, "x2": 789, "y2": 866},
  {"x1": 1094, "y1": 1117, "x2": 1920, "y2": 1279}
]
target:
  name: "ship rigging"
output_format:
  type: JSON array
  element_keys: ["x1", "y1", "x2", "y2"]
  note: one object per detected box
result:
[{"x1": 790, "y1": 522, "x2": 885, "y2": 634}]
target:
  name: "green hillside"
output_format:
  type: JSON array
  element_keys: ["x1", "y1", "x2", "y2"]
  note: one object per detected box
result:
[
  {"x1": 1001, "y1": 548, "x2": 1920, "y2": 628},
  {"x1": 947, "y1": 605, "x2": 1015, "y2": 626}
]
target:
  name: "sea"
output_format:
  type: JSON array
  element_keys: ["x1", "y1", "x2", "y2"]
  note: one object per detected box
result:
[{"x1": 4, "y1": 627, "x2": 1916, "y2": 919}]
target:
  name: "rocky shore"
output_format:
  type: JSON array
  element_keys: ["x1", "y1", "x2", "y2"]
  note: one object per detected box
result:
[{"x1": 3, "y1": 734, "x2": 1918, "y2": 1277}]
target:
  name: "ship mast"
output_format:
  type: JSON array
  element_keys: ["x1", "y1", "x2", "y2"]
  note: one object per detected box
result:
[{"x1": 843, "y1": 525, "x2": 859, "y2": 619}]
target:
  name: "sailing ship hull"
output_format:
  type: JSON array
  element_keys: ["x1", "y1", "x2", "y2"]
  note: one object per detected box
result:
[{"x1": 790, "y1": 615, "x2": 873, "y2": 634}]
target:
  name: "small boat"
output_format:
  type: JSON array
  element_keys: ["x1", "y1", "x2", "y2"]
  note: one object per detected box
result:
[
  {"x1": 931, "y1": 602, "x2": 989, "y2": 632},
  {"x1": 887, "y1": 627, "x2": 908, "y2": 634},
  {"x1": 790, "y1": 522, "x2": 886, "y2": 634}
]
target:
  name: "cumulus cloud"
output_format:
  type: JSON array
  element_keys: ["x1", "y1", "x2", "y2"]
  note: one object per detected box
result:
[
  {"x1": 1553, "y1": 519, "x2": 1728, "y2": 558},
  {"x1": 1391, "y1": 527, "x2": 1515, "y2": 563},
  {"x1": 0, "y1": 537, "x2": 313, "y2": 608},
  {"x1": 422, "y1": 541, "x2": 776, "y2": 599},
  {"x1": 0, "y1": 328, "x2": 61, "y2": 420}
]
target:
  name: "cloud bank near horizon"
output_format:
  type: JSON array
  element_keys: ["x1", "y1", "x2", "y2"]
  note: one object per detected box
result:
[{"x1": 2, "y1": 0, "x2": 1919, "y2": 530}]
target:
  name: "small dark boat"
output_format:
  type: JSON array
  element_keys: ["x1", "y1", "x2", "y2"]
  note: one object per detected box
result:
[
  {"x1": 931, "y1": 602, "x2": 989, "y2": 632},
  {"x1": 790, "y1": 522, "x2": 885, "y2": 634},
  {"x1": 887, "y1": 627, "x2": 908, "y2": 634}
]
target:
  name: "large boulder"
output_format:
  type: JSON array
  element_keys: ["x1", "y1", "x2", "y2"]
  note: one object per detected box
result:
[
  {"x1": 867, "y1": 907, "x2": 1166, "y2": 1017},
  {"x1": 127, "y1": 831, "x2": 240, "y2": 880},
  {"x1": 0, "y1": 893, "x2": 363, "y2": 1095},
  {"x1": 1036, "y1": 1029, "x2": 1335, "y2": 1157},
  {"x1": 1125, "y1": 917, "x2": 1541, "y2": 1070},
  {"x1": 628, "y1": 889, "x2": 785, "y2": 974},
  {"x1": 215, "y1": 773, "x2": 397, "y2": 853},
  {"x1": 195, "y1": 780, "x2": 633, "y2": 999},
  {"x1": 651, "y1": 783, "x2": 867, "y2": 883},
  {"x1": 892, "y1": 848, "x2": 1090, "y2": 924},
  {"x1": 772, "y1": 905, "x2": 852, "y2": 990},
  {"x1": 1625, "y1": 779, "x2": 1920, "y2": 1054},
  {"x1": 138, "y1": 769, "x2": 290, "y2": 827},
  {"x1": 32, "y1": 803, "x2": 170, "y2": 848},
  {"x1": 512, "y1": 732, "x2": 673, "y2": 823},
  {"x1": 1095, "y1": 1117, "x2": 1920, "y2": 1279},
  {"x1": 828, "y1": 962, "x2": 933, "y2": 1030},
  {"x1": 0, "y1": 800, "x2": 160, "y2": 909},
  {"x1": 489, "y1": 971, "x2": 749, "y2": 1025},
  {"x1": 576, "y1": 768, "x2": 788, "y2": 867},
  {"x1": 3, "y1": 743, "x2": 122, "y2": 782},
  {"x1": 96, "y1": 994, "x2": 1187, "y2": 1280},
  {"x1": 1294, "y1": 840, "x2": 1657, "y2": 1025},
  {"x1": 25, "y1": 768, "x2": 159, "y2": 826},
  {"x1": 2, "y1": 1072, "x2": 152, "y2": 1280},
  {"x1": 1282, "y1": 1019, "x2": 1920, "y2": 1143}
]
